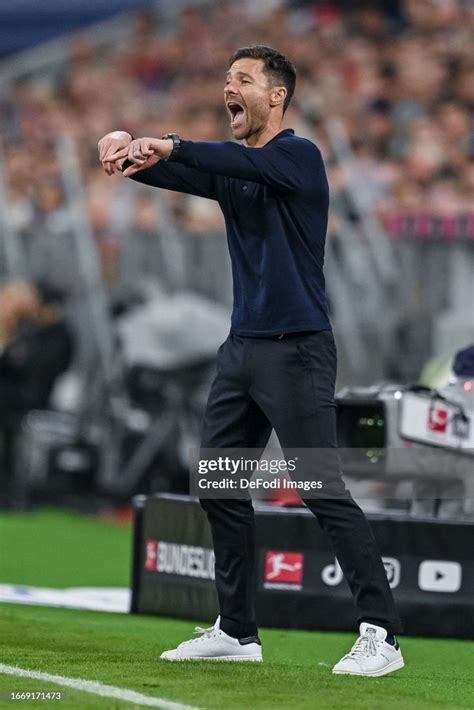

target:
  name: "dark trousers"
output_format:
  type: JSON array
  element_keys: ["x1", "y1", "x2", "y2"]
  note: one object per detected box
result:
[{"x1": 199, "y1": 331, "x2": 402, "y2": 638}]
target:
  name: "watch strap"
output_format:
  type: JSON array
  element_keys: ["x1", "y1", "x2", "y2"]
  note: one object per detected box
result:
[{"x1": 161, "y1": 132, "x2": 181, "y2": 161}]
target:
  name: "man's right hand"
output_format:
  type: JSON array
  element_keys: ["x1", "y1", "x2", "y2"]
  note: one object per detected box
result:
[{"x1": 98, "y1": 131, "x2": 132, "y2": 175}]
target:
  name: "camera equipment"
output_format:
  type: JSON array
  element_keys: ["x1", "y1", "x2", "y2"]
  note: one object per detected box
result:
[{"x1": 336, "y1": 380, "x2": 474, "y2": 494}]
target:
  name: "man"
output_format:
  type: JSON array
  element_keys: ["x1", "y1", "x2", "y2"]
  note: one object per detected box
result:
[
  {"x1": 0, "y1": 280, "x2": 73, "y2": 503},
  {"x1": 99, "y1": 45, "x2": 404, "y2": 676}
]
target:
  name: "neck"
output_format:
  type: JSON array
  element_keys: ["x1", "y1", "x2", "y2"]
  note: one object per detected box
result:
[{"x1": 245, "y1": 116, "x2": 285, "y2": 147}]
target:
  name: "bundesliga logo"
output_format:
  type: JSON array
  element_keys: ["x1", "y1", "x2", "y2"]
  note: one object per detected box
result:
[
  {"x1": 428, "y1": 404, "x2": 448, "y2": 433},
  {"x1": 145, "y1": 540, "x2": 215, "y2": 580},
  {"x1": 263, "y1": 551, "x2": 304, "y2": 590}
]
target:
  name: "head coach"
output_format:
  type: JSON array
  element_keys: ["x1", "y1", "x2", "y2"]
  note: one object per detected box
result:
[{"x1": 99, "y1": 45, "x2": 404, "y2": 676}]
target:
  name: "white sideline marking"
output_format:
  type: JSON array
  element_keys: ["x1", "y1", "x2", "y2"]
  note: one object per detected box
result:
[
  {"x1": 0, "y1": 664, "x2": 202, "y2": 710},
  {"x1": 0, "y1": 584, "x2": 130, "y2": 613}
]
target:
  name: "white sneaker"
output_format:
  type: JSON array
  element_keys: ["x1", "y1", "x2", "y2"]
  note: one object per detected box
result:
[
  {"x1": 332, "y1": 623, "x2": 404, "y2": 677},
  {"x1": 160, "y1": 617, "x2": 263, "y2": 662}
]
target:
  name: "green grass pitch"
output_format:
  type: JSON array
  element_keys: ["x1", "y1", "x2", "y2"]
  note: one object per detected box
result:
[{"x1": 0, "y1": 509, "x2": 472, "y2": 709}]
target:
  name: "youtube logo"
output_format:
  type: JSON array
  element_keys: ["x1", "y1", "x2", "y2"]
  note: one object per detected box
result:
[{"x1": 418, "y1": 560, "x2": 462, "y2": 593}]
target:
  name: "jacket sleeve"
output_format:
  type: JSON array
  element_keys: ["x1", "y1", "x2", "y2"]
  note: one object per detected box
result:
[
  {"x1": 124, "y1": 159, "x2": 218, "y2": 200},
  {"x1": 172, "y1": 137, "x2": 324, "y2": 194}
]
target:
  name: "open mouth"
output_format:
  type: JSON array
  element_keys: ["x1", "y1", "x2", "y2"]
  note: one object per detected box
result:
[{"x1": 227, "y1": 101, "x2": 245, "y2": 128}]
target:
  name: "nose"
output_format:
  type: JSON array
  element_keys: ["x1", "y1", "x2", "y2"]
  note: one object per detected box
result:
[{"x1": 224, "y1": 81, "x2": 237, "y2": 98}]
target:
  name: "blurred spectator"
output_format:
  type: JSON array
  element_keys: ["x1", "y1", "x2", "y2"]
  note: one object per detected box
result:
[
  {"x1": 0, "y1": 280, "x2": 74, "y2": 412},
  {"x1": 0, "y1": 280, "x2": 74, "y2": 489}
]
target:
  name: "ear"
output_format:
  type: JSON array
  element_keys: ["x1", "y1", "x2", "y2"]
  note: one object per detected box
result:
[{"x1": 270, "y1": 86, "x2": 287, "y2": 110}]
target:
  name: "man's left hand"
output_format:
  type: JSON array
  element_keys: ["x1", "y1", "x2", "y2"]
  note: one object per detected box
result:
[{"x1": 106, "y1": 137, "x2": 174, "y2": 177}]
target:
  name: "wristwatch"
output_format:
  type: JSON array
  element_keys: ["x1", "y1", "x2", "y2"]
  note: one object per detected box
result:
[{"x1": 161, "y1": 132, "x2": 181, "y2": 161}]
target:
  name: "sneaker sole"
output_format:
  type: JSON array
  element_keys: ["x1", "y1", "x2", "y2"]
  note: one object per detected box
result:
[
  {"x1": 161, "y1": 655, "x2": 263, "y2": 662},
  {"x1": 332, "y1": 657, "x2": 404, "y2": 677}
]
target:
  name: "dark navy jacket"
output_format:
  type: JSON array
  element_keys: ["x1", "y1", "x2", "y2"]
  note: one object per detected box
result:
[{"x1": 129, "y1": 128, "x2": 332, "y2": 336}]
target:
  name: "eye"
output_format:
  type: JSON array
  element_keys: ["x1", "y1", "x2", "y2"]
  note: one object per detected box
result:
[{"x1": 241, "y1": 79, "x2": 251, "y2": 84}]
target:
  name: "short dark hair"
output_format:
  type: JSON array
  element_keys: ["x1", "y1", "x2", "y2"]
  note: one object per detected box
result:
[{"x1": 228, "y1": 45, "x2": 296, "y2": 114}]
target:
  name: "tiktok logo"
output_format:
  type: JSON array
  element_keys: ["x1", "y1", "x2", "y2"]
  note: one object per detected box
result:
[
  {"x1": 321, "y1": 558, "x2": 344, "y2": 586},
  {"x1": 321, "y1": 557, "x2": 400, "y2": 589}
]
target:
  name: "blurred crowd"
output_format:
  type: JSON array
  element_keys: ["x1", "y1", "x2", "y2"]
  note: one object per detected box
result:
[{"x1": 1, "y1": 0, "x2": 473, "y2": 286}]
